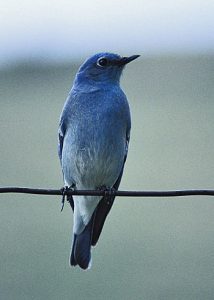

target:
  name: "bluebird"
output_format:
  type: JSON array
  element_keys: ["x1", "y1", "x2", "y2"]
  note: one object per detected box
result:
[{"x1": 58, "y1": 52, "x2": 140, "y2": 270}]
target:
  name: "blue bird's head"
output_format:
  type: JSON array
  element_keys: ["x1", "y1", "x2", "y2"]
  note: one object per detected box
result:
[{"x1": 74, "y1": 52, "x2": 140, "y2": 88}]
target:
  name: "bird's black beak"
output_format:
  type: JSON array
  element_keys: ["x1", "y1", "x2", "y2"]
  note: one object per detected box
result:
[{"x1": 112, "y1": 55, "x2": 140, "y2": 66}]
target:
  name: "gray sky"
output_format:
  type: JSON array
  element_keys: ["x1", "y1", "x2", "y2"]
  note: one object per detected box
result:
[{"x1": 1, "y1": 0, "x2": 214, "y2": 65}]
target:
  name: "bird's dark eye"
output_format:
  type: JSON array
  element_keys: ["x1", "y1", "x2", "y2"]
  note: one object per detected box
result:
[{"x1": 97, "y1": 58, "x2": 108, "y2": 67}]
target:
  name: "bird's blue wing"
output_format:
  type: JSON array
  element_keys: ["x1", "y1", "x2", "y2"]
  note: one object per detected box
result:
[
  {"x1": 58, "y1": 94, "x2": 72, "y2": 165},
  {"x1": 58, "y1": 99, "x2": 75, "y2": 211},
  {"x1": 58, "y1": 125, "x2": 64, "y2": 165}
]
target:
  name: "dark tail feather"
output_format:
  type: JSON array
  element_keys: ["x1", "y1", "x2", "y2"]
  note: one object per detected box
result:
[
  {"x1": 70, "y1": 234, "x2": 77, "y2": 266},
  {"x1": 91, "y1": 196, "x2": 114, "y2": 246},
  {"x1": 91, "y1": 166, "x2": 125, "y2": 246},
  {"x1": 70, "y1": 212, "x2": 96, "y2": 270}
]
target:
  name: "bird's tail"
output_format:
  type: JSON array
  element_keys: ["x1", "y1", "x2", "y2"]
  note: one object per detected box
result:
[{"x1": 70, "y1": 211, "x2": 96, "y2": 270}]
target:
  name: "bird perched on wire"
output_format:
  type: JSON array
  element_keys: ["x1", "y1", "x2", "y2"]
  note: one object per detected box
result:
[{"x1": 58, "y1": 52, "x2": 140, "y2": 270}]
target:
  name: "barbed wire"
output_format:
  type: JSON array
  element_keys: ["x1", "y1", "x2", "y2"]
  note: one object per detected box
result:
[{"x1": 0, "y1": 187, "x2": 214, "y2": 197}]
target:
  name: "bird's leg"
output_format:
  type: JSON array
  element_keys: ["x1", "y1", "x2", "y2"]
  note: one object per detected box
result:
[
  {"x1": 67, "y1": 184, "x2": 75, "y2": 211},
  {"x1": 60, "y1": 185, "x2": 75, "y2": 212},
  {"x1": 98, "y1": 186, "x2": 116, "y2": 205},
  {"x1": 60, "y1": 186, "x2": 69, "y2": 212}
]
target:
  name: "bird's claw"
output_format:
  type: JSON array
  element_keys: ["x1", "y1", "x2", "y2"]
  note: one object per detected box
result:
[
  {"x1": 60, "y1": 186, "x2": 74, "y2": 212},
  {"x1": 60, "y1": 186, "x2": 68, "y2": 212}
]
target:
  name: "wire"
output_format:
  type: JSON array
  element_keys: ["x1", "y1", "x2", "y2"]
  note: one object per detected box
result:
[{"x1": 0, "y1": 187, "x2": 214, "y2": 197}]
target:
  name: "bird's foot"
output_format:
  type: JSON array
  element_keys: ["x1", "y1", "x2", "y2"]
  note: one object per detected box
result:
[
  {"x1": 98, "y1": 186, "x2": 116, "y2": 205},
  {"x1": 60, "y1": 186, "x2": 69, "y2": 212},
  {"x1": 60, "y1": 185, "x2": 75, "y2": 212}
]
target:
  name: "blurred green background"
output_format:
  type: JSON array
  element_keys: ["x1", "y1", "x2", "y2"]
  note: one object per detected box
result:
[{"x1": 0, "y1": 55, "x2": 214, "y2": 299}]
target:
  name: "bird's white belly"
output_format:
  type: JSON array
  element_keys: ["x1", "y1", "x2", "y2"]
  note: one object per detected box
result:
[
  {"x1": 73, "y1": 146, "x2": 122, "y2": 189},
  {"x1": 62, "y1": 126, "x2": 126, "y2": 190}
]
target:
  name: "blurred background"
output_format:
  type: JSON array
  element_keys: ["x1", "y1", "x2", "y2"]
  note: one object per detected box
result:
[{"x1": 0, "y1": 0, "x2": 214, "y2": 299}]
